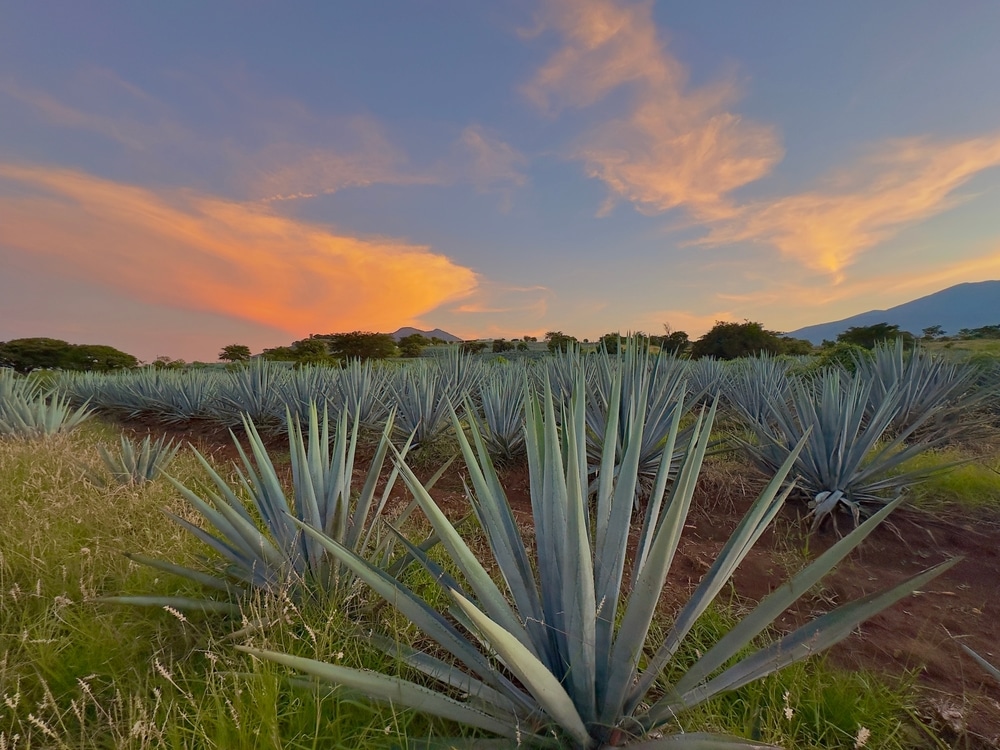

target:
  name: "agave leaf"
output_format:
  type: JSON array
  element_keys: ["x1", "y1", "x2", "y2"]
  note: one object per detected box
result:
[
  {"x1": 450, "y1": 591, "x2": 591, "y2": 748},
  {"x1": 626, "y1": 432, "x2": 806, "y2": 712},
  {"x1": 962, "y1": 645, "x2": 1000, "y2": 683},
  {"x1": 627, "y1": 734, "x2": 779, "y2": 750},
  {"x1": 645, "y1": 557, "x2": 960, "y2": 724},
  {"x1": 387, "y1": 442, "x2": 538, "y2": 656},
  {"x1": 237, "y1": 647, "x2": 518, "y2": 738},
  {"x1": 672, "y1": 496, "x2": 907, "y2": 695},
  {"x1": 290, "y1": 519, "x2": 520, "y2": 692},
  {"x1": 123, "y1": 553, "x2": 244, "y2": 596}
]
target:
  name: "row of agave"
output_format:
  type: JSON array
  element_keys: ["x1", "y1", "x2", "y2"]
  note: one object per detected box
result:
[
  {"x1": 55, "y1": 340, "x2": 996, "y2": 528},
  {"x1": 107, "y1": 367, "x2": 957, "y2": 748}
]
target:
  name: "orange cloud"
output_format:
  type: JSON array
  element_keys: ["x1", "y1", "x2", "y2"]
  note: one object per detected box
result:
[
  {"x1": 0, "y1": 164, "x2": 478, "y2": 335},
  {"x1": 524, "y1": 0, "x2": 782, "y2": 215},
  {"x1": 699, "y1": 134, "x2": 1000, "y2": 275}
]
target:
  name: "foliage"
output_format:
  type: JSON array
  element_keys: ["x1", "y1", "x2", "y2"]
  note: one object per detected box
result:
[
  {"x1": 399, "y1": 333, "x2": 431, "y2": 357},
  {"x1": 243, "y1": 373, "x2": 954, "y2": 748},
  {"x1": 691, "y1": 321, "x2": 789, "y2": 360},
  {"x1": 545, "y1": 330, "x2": 579, "y2": 353},
  {"x1": 836, "y1": 322, "x2": 913, "y2": 349},
  {"x1": 740, "y1": 369, "x2": 955, "y2": 529},
  {"x1": 219, "y1": 343, "x2": 252, "y2": 362},
  {"x1": 460, "y1": 340, "x2": 488, "y2": 354},
  {"x1": 812, "y1": 342, "x2": 872, "y2": 373},
  {"x1": 93, "y1": 433, "x2": 182, "y2": 486},
  {"x1": 471, "y1": 364, "x2": 528, "y2": 464},
  {"x1": 491, "y1": 338, "x2": 515, "y2": 354},
  {"x1": 855, "y1": 338, "x2": 991, "y2": 442},
  {"x1": 0, "y1": 337, "x2": 138, "y2": 373},
  {"x1": 262, "y1": 337, "x2": 338, "y2": 366},
  {"x1": 0, "y1": 390, "x2": 94, "y2": 438},
  {"x1": 321, "y1": 331, "x2": 398, "y2": 361},
  {"x1": 106, "y1": 403, "x2": 425, "y2": 613},
  {"x1": 658, "y1": 326, "x2": 691, "y2": 356},
  {"x1": 723, "y1": 354, "x2": 792, "y2": 428},
  {"x1": 922, "y1": 324, "x2": 945, "y2": 340},
  {"x1": 956, "y1": 323, "x2": 1000, "y2": 339}
]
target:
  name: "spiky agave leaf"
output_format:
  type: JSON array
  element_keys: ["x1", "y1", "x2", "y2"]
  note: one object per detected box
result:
[
  {"x1": 247, "y1": 372, "x2": 953, "y2": 748},
  {"x1": 95, "y1": 433, "x2": 183, "y2": 485},
  {"x1": 740, "y1": 368, "x2": 956, "y2": 529},
  {"x1": 106, "y1": 401, "x2": 418, "y2": 610},
  {"x1": 857, "y1": 338, "x2": 994, "y2": 442},
  {"x1": 0, "y1": 391, "x2": 93, "y2": 438}
]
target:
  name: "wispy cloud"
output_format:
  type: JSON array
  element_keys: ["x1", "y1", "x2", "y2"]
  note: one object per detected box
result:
[
  {"x1": 455, "y1": 124, "x2": 529, "y2": 192},
  {"x1": 699, "y1": 134, "x2": 1000, "y2": 276},
  {"x1": 0, "y1": 164, "x2": 478, "y2": 335},
  {"x1": 523, "y1": 0, "x2": 782, "y2": 215}
]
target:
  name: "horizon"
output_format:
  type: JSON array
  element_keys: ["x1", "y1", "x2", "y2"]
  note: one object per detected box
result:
[{"x1": 4, "y1": 2, "x2": 1000, "y2": 361}]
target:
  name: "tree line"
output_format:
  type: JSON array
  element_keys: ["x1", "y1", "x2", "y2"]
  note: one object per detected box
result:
[{"x1": 4, "y1": 320, "x2": 998, "y2": 373}]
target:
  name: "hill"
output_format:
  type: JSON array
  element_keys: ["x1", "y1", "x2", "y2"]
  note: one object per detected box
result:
[
  {"x1": 787, "y1": 280, "x2": 1000, "y2": 344},
  {"x1": 389, "y1": 327, "x2": 462, "y2": 342}
]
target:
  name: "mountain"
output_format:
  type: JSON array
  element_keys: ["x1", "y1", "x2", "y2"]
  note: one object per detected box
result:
[
  {"x1": 389, "y1": 327, "x2": 463, "y2": 342},
  {"x1": 787, "y1": 281, "x2": 1000, "y2": 344}
]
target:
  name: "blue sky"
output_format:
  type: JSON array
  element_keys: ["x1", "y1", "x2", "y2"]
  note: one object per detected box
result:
[{"x1": 3, "y1": 1, "x2": 1000, "y2": 361}]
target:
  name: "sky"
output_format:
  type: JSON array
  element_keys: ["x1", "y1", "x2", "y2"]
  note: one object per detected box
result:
[{"x1": 3, "y1": 1, "x2": 1000, "y2": 362}]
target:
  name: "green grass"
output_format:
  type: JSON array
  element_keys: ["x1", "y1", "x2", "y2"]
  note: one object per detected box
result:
[
  {"x1": 892, "y1": 448, "x2": 1000, "y2": 511},
  {"x1": 0, "y1": 421, "x2": 940, "y2": 747}
]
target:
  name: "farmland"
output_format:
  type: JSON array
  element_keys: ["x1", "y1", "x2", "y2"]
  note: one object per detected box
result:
[{"x1": 2, "y1": 342, "x2": 999, "y2": 748}]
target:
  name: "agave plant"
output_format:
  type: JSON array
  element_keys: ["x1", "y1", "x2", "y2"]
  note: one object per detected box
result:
[
  {"x1": 723, "y1": 354, "x2": 792, "y2": 429},
  {"x1": 741, "y1": 369, "x2": 954, "y2": 529},
  {"x1": 210, "y1": 358, "x2": 290, "y2": 429},
  {"x1": 856, "y1": 338, "x2": 991, "y2": 442},
  {"x1": 106, "y1": 402, "x2": 428, "y2": 613},
  {"x1": 389, "y1": 364, "x2": 461, "y2": 448},
  {"x1": 0, "y1": 391, "x2": 93, "y2": 438},
  {"x1": 93, "y1": 433, "x2": 182, "y2": 486},
  {"x1": 470, "y1": 365, "x2": 528, "y2": 464},
  {"x1": 240, "y1": 372, "x2": 953, "y2": 748},
  {"x1": 585, "y1": 345, "x2": 693, "y2": 497},
  {"x1": 0, "y1": 367, "x2": 42, "y2": 403}
]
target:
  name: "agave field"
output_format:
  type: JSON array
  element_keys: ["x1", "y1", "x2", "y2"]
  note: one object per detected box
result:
[{"x1": 1, "y1": 340, "x2": 1000, "y2": 748}]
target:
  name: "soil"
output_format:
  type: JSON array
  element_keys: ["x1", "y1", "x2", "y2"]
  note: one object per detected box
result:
[{"x1": 118, "y1": 417, "x2": 1000, "y2": 748}]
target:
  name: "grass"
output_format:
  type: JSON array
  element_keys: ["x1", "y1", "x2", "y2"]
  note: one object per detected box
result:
[
  {"x1": 892, "y1": 448, "x2": 1000, "y2": 512},
  {"x1": 0, "y1": 420, "x2": 951, "y2": 747}
]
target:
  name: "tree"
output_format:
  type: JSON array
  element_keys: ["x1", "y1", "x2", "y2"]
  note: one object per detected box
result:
[
  {"x1": 545, "y1": 331, "x2": 578, "y2": 353},
  {"x1": 460, "y1": 341, "x2": 488, "y2": 354},
  {"x1": 836, "y1": 323, "x2": 913, "y2": 349},
  {"x1": 71, "y1": 344, "x2": 139, "y2": 371},
  {"x1": 219, "y1": 344, "x2": 252, "y2": 362},
  {"x1": 0, "y1": 337, "x2": 137, "y2": 373},
  {"x1": 320, "y1": 331, "x2": 398, "y2": 361},
  {"x1": 398, "y1": 333, "x2": 430, "y2": 358},
  {"x1": 491, "y1": 338, "x2": 514, "y2": 353},
  {"x1": 921, "y1": 325, "x2": 945, "y2": 341},
  {"x1": 690, "y1": 321, "x2": 787, "y2": 360}
]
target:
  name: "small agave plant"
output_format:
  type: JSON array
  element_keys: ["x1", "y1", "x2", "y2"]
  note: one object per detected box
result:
[
  {"x1": 92, "y1": 433, "x2": 182, "y2": 486},
  {"x1": 241, "y1": 372, "x2": 954, "y2": 748},
  {"x1": 107, "y1": 402, "x2": 434, "y2": 614},
  {"x1": 0, "y1": 390, "x2": 93, "y2": 438},
  {"x1": 741, "y1": 368, "x2": 954, "y2": 530}
]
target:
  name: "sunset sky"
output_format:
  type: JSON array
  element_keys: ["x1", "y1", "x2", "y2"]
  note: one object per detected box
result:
[{"x1": 3, "y1": 1, "x2": 1000, "y2": 361}]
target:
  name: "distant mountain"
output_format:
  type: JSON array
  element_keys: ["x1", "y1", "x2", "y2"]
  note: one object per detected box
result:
[
  {"x1": 389, "y1": 327, "x2": 463, "y2": 342},
  {"x1": 787, "y1": 281, "x2": 1000, "y2": 344}
]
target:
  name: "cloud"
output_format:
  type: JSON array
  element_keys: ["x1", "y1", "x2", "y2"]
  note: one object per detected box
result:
[
  {"x1": 523, "y1": 0, "x2": 782, "y2": 215},
  {"x1": 455, "y1": 125, "x2": 529, "y2": 192},
  {"x1": 698, "y1": 134, "x2": 1000, "y2": 275},
  {"x1": 250, "y1": 117, "x2": 439, "y2": 202},
  {"x1": 0, "y1": 163, "x2": 478, "y2": 336}
]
